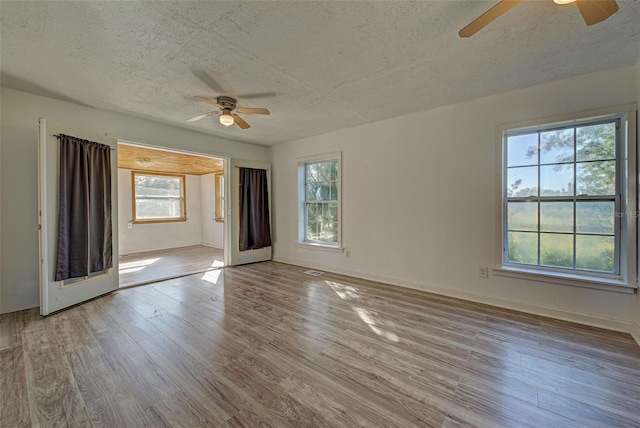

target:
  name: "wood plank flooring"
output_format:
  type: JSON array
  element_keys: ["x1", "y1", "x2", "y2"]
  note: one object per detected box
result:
[
  {"x1": 2, "y1": 261, "x2": 639, "y2": 427},
  {"x1": 119, "y1": 245, "x2": 223, "y2": 287}
]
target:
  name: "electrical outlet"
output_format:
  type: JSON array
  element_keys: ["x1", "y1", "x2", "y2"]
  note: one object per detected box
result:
[
  {"x1": 346, "y1": 249, "x2": 351, "y2": 259},
  {"x1": 479, "y1": 267, "x2": 489, "y2": 278}
]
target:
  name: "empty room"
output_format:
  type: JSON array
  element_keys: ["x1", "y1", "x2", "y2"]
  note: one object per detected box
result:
[{"x1": 1, "y1": 1, "x2": 639, "y2": 427}]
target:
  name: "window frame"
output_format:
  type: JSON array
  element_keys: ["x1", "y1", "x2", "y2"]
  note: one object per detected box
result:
[
  {"x1": 495, "y1": 105, "x2": 637, "y2": 293},
  {"x1": 214, "y1": 171, "x2": 224, "y2": 223},
  {"x1": 297, "y1": 152, "x2": 342, "y2": 250},
  {"x1": 132, "y1": 171, "x2": 187, "y2": 224}
]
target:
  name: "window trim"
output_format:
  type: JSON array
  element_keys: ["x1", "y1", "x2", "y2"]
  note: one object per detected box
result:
[
  {"x1": 214, "y1": 171, "x2": 224, "y2": 223},
  {"x1": 297, "y1": 152, "x2": 342, "y2": 250},
  {"x1": 495, "y1": 104, "x2": 637, "y2": 292},
  {"x1": 132, "y1": 171, "x2": 187, "y2": 224}
]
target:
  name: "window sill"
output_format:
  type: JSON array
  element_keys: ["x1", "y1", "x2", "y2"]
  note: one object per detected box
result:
[
  {"x1": 296, "y1": 242, "x2": 344, "y2": 253},
  {"x1": 492, "y1": 267, "x2": 637, "y2": 294},
  {"x1": 133, "y1": 218, "x2": 187, "y2": 224}
]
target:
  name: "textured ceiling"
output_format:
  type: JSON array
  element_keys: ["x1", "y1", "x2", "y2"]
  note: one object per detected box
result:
[{"x1": 2, "y1": 1, "x2": 640, "y2": 146}]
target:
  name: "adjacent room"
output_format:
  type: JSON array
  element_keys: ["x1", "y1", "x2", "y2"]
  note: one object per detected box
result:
[
  {"x1": 117, "y1": 143, "x2": 225, "y2": 287},
  {"x1": 1, "y1": 1, "x2": 640, "y2": 427}
]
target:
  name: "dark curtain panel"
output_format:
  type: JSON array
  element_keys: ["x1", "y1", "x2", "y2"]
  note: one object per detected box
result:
[
  {"x1": 55, "y1": 135, "x2": 112, "y2": 281},
  {"x1": 239, "y1": 167, "x2": 272, "y2": 251}
]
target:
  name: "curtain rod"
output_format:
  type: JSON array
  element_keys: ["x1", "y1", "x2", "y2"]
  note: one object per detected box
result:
[{"x1": 53, "y1": 134, "x2": 116, "y2": 150}]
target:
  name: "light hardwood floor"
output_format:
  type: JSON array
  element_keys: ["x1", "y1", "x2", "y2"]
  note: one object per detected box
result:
[
  {"x1": 2, "y1": 261, "x2": 639, "y2": 427},
  {"x1": 119, "y1": 245, "x2": 224, "y2": 288}
]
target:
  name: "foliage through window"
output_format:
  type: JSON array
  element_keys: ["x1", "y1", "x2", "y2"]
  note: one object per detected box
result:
[
  {"x1": 132, "y1": 172, "x2": 186, "y2": 223},
  {"x1": 215, "y1": 172, "x2": 224, "y2": 222},
  {"x1": 504, "y1": 118, "x2": 621, "y2": 274},
  {"x1": 299, "y1": 155, "x2": 340, "y2": 246}
]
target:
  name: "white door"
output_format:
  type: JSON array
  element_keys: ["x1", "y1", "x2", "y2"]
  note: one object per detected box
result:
[
  {"x1": 38, "y1": 118, "x2": 119, "y2": 315},
  {"x1": 226, "y1": 159, "x2": 272, "y2": 265}
]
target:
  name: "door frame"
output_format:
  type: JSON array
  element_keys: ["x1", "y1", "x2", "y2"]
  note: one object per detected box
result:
[
  {"x1": 226, "y1": 159, "x2": 272, "y2": 266},
  {"x1": 115, "y1": 139, "x2": 230, "y2": 266},
  {"x1": 38, "y1": 118, "x2": 120, "y2": 315}
]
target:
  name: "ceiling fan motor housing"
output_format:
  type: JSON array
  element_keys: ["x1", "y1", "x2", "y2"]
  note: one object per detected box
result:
[{"x1": 217, "y1": 96, "x2": 237, "y2": 110}]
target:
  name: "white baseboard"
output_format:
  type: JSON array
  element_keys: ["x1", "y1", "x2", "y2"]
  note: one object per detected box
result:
[
  {"x1": 632, "y1": 323, "x2": 640, "y2": 347},
  {"x1": 273, "y1": 256, "x2": 636, "y2": 335},
  {"x1": 200, "y1": 242, "x2": 223, "y2": 250}
]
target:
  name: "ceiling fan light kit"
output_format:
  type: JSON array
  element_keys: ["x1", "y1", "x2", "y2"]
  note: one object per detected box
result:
[
  {"x1": 459, "y1": 0, "x2": 619, "y2": 38},
  {"x1": 219, "y1": 110, "x2": 235, "y2": 126},
  {"x1": 187, "y1": 94, "x2": 270, "y2": 130}
]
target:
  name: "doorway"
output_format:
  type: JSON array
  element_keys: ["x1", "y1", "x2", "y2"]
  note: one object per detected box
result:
[{"x1": 116, "y1": 142, "x2": 226, "y2": 287}]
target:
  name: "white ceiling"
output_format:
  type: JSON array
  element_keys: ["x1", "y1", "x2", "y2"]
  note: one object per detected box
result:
[{"x1": 2, "y1": 1, "x2": 640, "y2": 146}]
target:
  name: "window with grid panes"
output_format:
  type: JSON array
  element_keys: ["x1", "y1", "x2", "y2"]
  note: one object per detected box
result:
[
  {"x1": 503, "y1": 118, "x2": 622, "y2": 275},
  {"x1": 301, "y1": 157, "x2": 340, "y2": 246}
]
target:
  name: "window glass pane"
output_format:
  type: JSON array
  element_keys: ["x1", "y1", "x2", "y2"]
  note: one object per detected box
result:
[
  {"x1": 576, "y1": 201, "x2": 614, "y2": 234},
  {"x1": 507, "y1": 202, "x2": 537, "y2": 231},
  {"x1": 540, "y1": 164, "x2": 573, "y2": 196},
  {"x1": 330, "y1": 182, "x2": 338, "y2": 200},
  {"x1": 135, "y1": 175, "x2": 182, "y2": 197},
  {"x1": 306, "y1": 219, "x2": 319, "y2": 241},
  {"x1": 327, "y1": 203, "x2": 338, "y2": 224},
  {"x1": 507, "y1": 166, "x2": 538, "y2": 197},
  {"x1": 507, "y1": 133, "x2": 538, "y2": 167},
  {"x1": 306, "y1": 163, "x2": 318, "y2": 182},
  {"x1": 540, "y1": 128, "x2": 574, "y2": 165},
  {"x1": 316, "y1": 161, "x2": 332, "y2": 182},
  {"x1": 576, "y1": 161, "x2": 615, "y2": 195},
  {"x1": 540, "y1": 202, "x2": 573, "y2": 233},
  {"x1": 134, "y1": 173, "x2": 184, "y2": 221},
  {"x1": 576, "y1": 123, "x2": 616, "y2": 162},
  {"x1": 576, "y1": 235, "x2": 614, "y2": 272},
  {"x1": 136, "y1": 198, "x2": 182, "y2": 219},
  {"x1": 306, "y1": 183, "x2": 320, "y2": 201},
  {"x1": 330, "y1": 160, "x2": 338, "y2": 180},
  {"x1": 507, "y1": 232, "x2": 538, "y2": 264},
  {"x1": 540, "y1": 233, "x2": 573, "y2": 268}
]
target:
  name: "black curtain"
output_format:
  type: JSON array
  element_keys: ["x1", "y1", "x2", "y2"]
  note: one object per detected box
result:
[
  {"x1": 55, "y1": 135, "x2": 112, "y2": 281},
  {"x1": 239, "y1": 167, "x2": 272, "y2": 251}
]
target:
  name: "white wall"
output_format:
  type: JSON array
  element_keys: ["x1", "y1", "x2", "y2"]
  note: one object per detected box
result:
[
  {"x1": 270, "y1": 65, "x2": 640, "y2": 332},
  {"x1": 118, "y1": 169, "x2": 203, "y2": 254},
  {"x1": 201, "y1": 173, "x2": 224, "y2": 249},
  {"x1": 0, "y1": 88, "x2": 267, "y2": 313}
]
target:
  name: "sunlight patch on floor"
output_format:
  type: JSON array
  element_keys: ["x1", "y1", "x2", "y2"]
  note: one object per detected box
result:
[
  {"x1": 325, "y1": 280, "x2": 360, "y2": 300},
  {"x1": 119, "y1": 257, "x2": 160, "y2": 273},
  {"x1": 201, "y1": 269, "x2": 222, "y2": 284},
  {"x1": 353, "y1": 306, "x2": 399, "y2": 342},
  {"x1": 325, "y1": 280, "x2": 398, "y2": 342}
]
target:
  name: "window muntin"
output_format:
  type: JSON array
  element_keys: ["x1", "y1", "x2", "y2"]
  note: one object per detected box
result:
[
  {"x1": 300, "y1": 157, "x2": 340, "y2": 246},
  {"x1": 504, "y1": 119, "x2": 620, "y2": 275},
  {"x1": 132, "y1": 172, "x2": 186, "y2": 223}
]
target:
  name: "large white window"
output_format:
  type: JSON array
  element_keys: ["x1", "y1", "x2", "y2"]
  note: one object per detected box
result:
[
  {"x1": 298, "y1": 152, "x2": 341, "y2": 248},
  {"x1": 132, "y1": 171, "x2": 186, "y2": 223},
  {"x1": 498, "y1": 108, "x2": 637, "y2": 290}
]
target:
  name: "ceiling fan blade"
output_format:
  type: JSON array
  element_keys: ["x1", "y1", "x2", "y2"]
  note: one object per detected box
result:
[
  {"x1": 186, "y1": 111, "x2": 218, "y2": 122},
  {"x1": 193, "y1": 96, "x2": 221, "y2": 108},
  {"x1": 575, "y1": 0, "x2": 619, "y2": 26},
  {"x1": 458, "y1": 0, "x2": 521, "y2": 38},
  {"x1": 232, "y1": 114, "x2": 251, "y2": 129},
  {"x1": 191, "y1": 67, "x2": 226, "y2": 94},
  {"x1": 236, "y1": 107, "x2": 270, "y2": 115}
]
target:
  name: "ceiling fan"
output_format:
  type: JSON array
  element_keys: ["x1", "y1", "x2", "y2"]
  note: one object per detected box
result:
[
  {"x1": 186, "y1": 95, "x2": 270, "y2": 129},
  {"x1": 459, "y1": 0, "x2": 619, "y2": 38}
]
